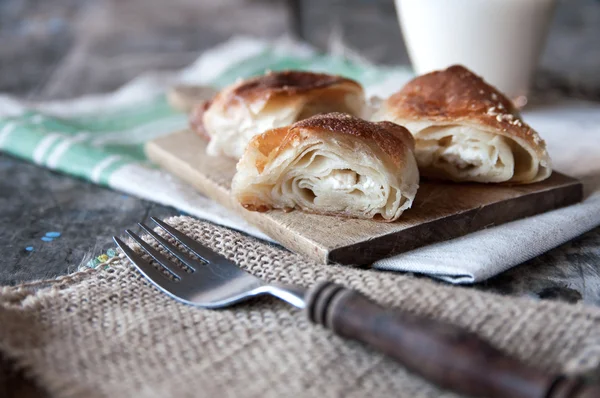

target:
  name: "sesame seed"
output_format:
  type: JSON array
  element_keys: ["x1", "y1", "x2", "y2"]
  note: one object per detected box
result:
[
  {"x1": 491, "y1": 93, "x2": 498, "y2": 100},
  {"x1": 496, "y1": 115, "x2": 503, "y2": 122},
  {"x1": 479, "y1": 90, "x2": 485, "y2": 94},
  {"x1": 511, "y1": 119, "x2": 523, "y2": 127}
]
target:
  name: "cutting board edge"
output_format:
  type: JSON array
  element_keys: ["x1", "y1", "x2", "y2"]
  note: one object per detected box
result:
[
  {"x1": 325, "y1": 173, "x2": 582, "y2": 249},
  {"x1": 327, "y1": 177, "x2": 583, "y2": 265}
]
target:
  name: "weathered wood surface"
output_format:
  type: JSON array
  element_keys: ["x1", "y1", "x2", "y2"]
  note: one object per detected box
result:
[
  {"x1": 0, "y1": 0, "x2": 290, "y2": 285},
  {"x1": 146, "y1": 130, "x2": 582, "y2": 265}
]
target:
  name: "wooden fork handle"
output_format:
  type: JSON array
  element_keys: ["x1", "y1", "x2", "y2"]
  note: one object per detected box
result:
[{"x1": 306, "y1": 282, "x2": 600, "y2": 398}]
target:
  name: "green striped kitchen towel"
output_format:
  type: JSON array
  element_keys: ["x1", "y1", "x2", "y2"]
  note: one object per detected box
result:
[{"x1": 0, "y1": 37, "x2": 412, "y2": 239}]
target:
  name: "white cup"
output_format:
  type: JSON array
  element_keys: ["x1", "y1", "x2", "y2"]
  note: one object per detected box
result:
[{"x1": 395, "y1": 0, "x2": 557, "y2": 100}]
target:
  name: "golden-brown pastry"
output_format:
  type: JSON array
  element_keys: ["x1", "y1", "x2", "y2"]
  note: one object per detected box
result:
[
  {"x1": 192, "y1": 70, "x2": 366, "y2": 159},
  {"x1": 231, "y1": 113, "x2": 419, "y2": 222},
  {"x1": 372, "y1": 65, "x2": 551, "y2": 183}
]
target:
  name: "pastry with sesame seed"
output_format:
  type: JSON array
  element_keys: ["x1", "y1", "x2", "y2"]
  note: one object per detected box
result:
[{"x1": 373, "y1": 65, "x2": 551, "y2": 184}]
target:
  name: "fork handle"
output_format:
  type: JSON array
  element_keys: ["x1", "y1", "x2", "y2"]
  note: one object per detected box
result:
[{"x1": 305, "y1": 282, "x2": 599, "y2": 398}]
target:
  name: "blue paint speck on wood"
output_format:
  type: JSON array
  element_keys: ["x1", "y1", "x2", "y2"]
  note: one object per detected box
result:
[
  {"x1": 41, "y1": 236, "x2": 53, "y2": 242},
  {"x1": 25, "y1": 246, "x2": 34, "y2": 252},
  {"x1": 45, "y1": 231, "x2": 61, "y2": 238}
]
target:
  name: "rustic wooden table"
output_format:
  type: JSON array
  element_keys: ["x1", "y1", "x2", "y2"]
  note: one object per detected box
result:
[{"x1": 1, "y1": 0, "x2": 600, "y2": 395}]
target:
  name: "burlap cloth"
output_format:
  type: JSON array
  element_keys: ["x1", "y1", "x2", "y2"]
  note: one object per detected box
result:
[{"x1": 1, "y1": 216, "x2": 600, "y2": 397}]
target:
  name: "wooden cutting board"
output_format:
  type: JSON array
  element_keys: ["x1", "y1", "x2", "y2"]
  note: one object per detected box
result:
[{"x1": 146, "y1": 130, "x2": 583, "y2": 265}]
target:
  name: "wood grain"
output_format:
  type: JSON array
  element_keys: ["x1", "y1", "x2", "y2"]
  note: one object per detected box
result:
[{"x1": 146, "y1": 129, "x2": 583, "y2": 265}]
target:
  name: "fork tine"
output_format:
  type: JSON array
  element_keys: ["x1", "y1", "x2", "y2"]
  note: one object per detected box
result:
[
  {"x1": 125, "y1": 230, "x2": 187, "y2": 279},
  {"x1": 138, "y1": 223, "x2": 204, "y2": 271},
  {"x1": 151, "y1": 217, "x2": 227, "y2": 263},
  {"x1": 113, "y1": 237, "x2": 176, "y2": 290}
]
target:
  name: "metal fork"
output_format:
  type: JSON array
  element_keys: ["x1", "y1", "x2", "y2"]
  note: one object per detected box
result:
[
  {"x1": 114, "y1": 217, "x2": 306, "y2": 309},
  {"x1": 113, "y1": 217, "x2": 598, "y2": 398}
]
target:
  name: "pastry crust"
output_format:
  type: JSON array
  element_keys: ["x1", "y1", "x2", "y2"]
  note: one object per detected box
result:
[
  {"x1": 278, "y1": 112, "x2": 415, "y2": 171},
  {"x1": 232, "y1": 113, "x2": 419, "y2": 222},
  {"x1": 373, "y1": 65, "x2": 551, "y2": 183},
  {"x1": 191, "y1": 71, "x2": 366, "y2": 159},
  {"x1": 227, "y1": 71, "x2": 359, "y2": 103}
]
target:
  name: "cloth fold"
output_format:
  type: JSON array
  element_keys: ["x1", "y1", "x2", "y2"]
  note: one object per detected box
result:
[
  {"x1": 374, "y1": 191, "x2": 600, "y2": 283},
  {"x1": 1, "y1": 216, "x2": 600, "y2": 398},
  {"x1": 1, "y1": 37, "x2": 599, "y2": 283}
]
